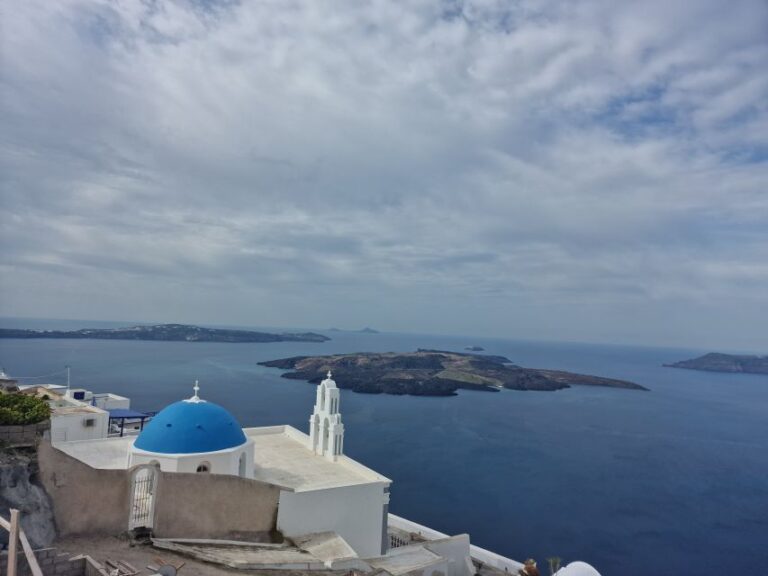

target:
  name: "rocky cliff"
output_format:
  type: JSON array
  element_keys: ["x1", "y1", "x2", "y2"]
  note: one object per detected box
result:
[{"x1": 0, "y1": 447, "x2": 56, "y2": 548}]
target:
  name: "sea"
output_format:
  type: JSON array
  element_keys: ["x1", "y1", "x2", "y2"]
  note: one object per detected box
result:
[{"x1": 1, "y1": 317, "x2": 767, "y2": 576}]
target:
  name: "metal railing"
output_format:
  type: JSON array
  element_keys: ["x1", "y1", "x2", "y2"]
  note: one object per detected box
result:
[{"x1": 388, "y1": 532, "x2": 411, "y2": 549}]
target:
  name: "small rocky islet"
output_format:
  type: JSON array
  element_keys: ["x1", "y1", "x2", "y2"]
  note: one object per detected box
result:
[
  {"x1": 259, "y1": 349, "x2": 648, "y2": 396},
  {"x1": 664, "y1": 352, "x2": 768, "y2": 374}
]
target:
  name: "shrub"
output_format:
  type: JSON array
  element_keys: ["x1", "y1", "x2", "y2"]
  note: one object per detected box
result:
[{"x1": 0, "y1": 393, "x2": 51, "y2": 425}]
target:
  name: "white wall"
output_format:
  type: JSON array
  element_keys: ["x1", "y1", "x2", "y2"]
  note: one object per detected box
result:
[
  {"x1": 93, "y1": 393, "x2": 130, "y2": 410},
  {"x1": 388, "y1": 514, "x2": 525, "y2": 573},
  {"x1": 129, "y1": 439, "x2": 254, "y2": 478},
  {"x1": 278, "y1": 482, "x2": 388, "y2": 558},
  {"x1": 424, "y1": 535, "x2": 474, "y2": 576},
  {"x1": 50, "y1": 411, "x2": 109, "y2": 444}
]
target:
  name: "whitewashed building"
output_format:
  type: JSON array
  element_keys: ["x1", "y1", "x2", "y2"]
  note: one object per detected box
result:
[{"x1": 21, "y1": 385, "x2": 110, "y2": 443}]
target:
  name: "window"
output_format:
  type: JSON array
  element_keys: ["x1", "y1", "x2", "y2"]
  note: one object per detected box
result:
[
  {"x1": 196, "y1": 462, "x2": 210, "y2": 473},
  {"x1": 83, "y1": 418, "x2": 95, "y2": 427}
]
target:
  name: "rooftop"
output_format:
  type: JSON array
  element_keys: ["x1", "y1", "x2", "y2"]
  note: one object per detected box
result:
[
  {"x1": 21, "y1": 386, "x2": 107, "y2": 415},
  {"x1": 56, "y1": 436, "x2": 134, "y2": 469},
  {"x1": 246, "y1": 426, "x2": 390, "y2": 491}
]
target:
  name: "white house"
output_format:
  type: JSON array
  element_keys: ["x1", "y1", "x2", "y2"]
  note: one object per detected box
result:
[{"x1": 22, "y1": 385, "x2": 110, "y2": 443}]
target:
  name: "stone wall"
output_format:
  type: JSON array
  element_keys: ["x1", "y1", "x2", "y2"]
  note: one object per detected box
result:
[
  {"x1": 0, "y1": 421, "x2": 50, "y2": 447},
  {"x1": 0, "y1": 547, "x2": 85, "y2": 576}
]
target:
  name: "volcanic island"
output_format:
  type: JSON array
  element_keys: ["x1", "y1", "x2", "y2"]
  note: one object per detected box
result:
[
  {"x1": 259, "y1": 349, "x2": 648, "y2": 396},
  {"x1": 664, "y1": 352, "x2": 768, "y2": 374},
  {"x1": 0, "y1": 323, "x2": 329, "y2": 343}
]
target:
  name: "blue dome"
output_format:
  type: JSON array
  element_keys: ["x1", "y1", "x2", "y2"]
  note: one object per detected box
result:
[{"x1": 134, "y1": 400, "x2": 247, "y2": 454}]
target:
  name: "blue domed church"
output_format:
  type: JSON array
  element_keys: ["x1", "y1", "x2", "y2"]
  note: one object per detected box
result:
[{"x1": 128, "y1": 382, "x2": 254, "y2": 477}]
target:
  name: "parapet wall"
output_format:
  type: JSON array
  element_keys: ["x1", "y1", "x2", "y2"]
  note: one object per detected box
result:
[
  {"x1": 38, "y1": 440, "x2": 131, "y2": 536},
  {"x1": 388, "y1": 514, "x2": 524, "y2": 573},
  {"x1": 153, "y1": 471, "x2": 281, "y2": 539},
  {"x1": 37, "y1": 441, "x2": 281, "y2": 539}
]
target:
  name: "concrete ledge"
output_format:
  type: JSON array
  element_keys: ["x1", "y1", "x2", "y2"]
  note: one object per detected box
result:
[{"x1": 387, "y1": 514, "x2": 524, "y2": 573}]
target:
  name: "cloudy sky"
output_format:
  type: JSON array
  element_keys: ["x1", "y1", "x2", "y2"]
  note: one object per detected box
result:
[{"x1": 1, "y1": 0, "x2": 767, "y2": 349}]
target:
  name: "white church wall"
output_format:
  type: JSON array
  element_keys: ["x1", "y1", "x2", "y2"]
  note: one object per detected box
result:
[
  {"x1": 130, "y1": 453, "x2": 179, "y2": 471},
  {"x1": 277, "y1": 482, "x2": 389, "y2": 558},
  {"x1": 130, "y1": 438, "x2": 254, "y2": 478}
]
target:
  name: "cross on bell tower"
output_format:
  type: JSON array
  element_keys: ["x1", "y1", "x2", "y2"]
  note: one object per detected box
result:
[{"x1": 309, "y1": 370, "x2": 345, "y2": 460}]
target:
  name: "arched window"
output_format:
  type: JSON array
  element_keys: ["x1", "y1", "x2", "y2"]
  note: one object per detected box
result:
[
  {"x1": 238, "y1": 453, "x2": 247, "y2": 477},
  {"x1": 196, "y1": 461, "x2": 211, "y2": 473}
]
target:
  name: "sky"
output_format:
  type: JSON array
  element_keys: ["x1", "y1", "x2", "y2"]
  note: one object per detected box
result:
[{"x1": 1, "y1": 0, "x2": 767, "y2": 350}]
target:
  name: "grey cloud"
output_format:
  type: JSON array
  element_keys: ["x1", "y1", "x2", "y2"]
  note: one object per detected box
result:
[{"x1": 1, "y1": 0, "x2": 767, "y2": 348}]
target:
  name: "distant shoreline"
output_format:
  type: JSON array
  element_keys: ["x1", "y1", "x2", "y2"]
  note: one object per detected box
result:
[{"x1": 0, "y1": 323, "x2": 330, "y2": 344}]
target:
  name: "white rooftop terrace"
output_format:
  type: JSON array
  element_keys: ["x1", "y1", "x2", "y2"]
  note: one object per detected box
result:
[
  {"x1": 52, "y1": 425, "x2": 390, "y2": 493},
  {"x1": 56, "y1": 436, "x2": 134, "y2": 469},
  {"x1": 245, "y1": 426, "x2": 390, "y2": 492}
]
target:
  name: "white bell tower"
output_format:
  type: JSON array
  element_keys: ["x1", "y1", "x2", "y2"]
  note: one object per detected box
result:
[{"x1": 309, "y1": 371, "x2": 345, "y2": 461}]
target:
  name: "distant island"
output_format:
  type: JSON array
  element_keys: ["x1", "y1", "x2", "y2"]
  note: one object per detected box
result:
[
  {"x1": 664, "y1": 353, "x2": 768, "y2": 374},
  {"x1": 465, "y1": 346, "x2": 485, "y2": 351},
  {"x1": 0, "y1": 323, "x2": 330, "y2": 343},
  {"x1": 328, "y1": 327, "x2": 380, "y2": 334},
  {"x1": 259, "y1": 349, "x2": 647, "y2": 396}
]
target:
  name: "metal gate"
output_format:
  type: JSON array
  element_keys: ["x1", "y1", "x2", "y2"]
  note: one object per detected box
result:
[{"x1": 129, "y1": 465, "x2": 158, "y2": 530}]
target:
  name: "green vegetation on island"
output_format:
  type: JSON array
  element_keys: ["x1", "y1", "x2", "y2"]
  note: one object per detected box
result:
[
  {"x1": 664, "y1": 352, "x2": 768, "y2": 374},
  {"x1": 0, "y1": 324, "x2": 330, "y2": 344},
  {"x1": 259, "y1": 349, "x2": 648, "y2": 396}
]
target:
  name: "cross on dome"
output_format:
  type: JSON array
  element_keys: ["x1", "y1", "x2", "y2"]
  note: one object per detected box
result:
[
  {"x1": 184, "y1": 379, "x2": 206, "y2": 403},
  {"x1": 327, "y1": 370, "x2": 332, "y2": 379}
]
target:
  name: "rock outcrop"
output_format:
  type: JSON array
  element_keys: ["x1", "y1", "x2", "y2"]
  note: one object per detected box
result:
[{"x1": 0, "y1": 447, "x2": 56, "y2": 548}]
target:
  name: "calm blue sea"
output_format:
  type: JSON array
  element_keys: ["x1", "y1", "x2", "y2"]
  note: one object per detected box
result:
[{"x1": 1, "y1": 318, "x2": 767, "y2": 576}]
